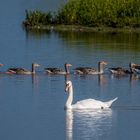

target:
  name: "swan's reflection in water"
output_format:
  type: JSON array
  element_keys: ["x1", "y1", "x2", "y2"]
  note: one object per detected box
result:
[
  {"x1": 66, "y1": 110, "x2": 73, "y2": 140},
  {"x1": 66, "y1": 109, "x2": 113, "y2": 140}
]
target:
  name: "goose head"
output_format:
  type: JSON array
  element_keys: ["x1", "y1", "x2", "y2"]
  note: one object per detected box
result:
[
  {"x1": 98, "y1": 61, "x2": 108, "y2": 74},
  {"x1": 65, "y1": 63, "x2": 72, "y2": 74},
  {"x1": 32, "y1": 63, "x2": 40, "y2": 68},
  {"x1": 129, "y1": 62, "x2": 138, "y2": 70},
  {"x1": 129, "y1": 62, "x2": 135, "y2": 71},
  {"x1": 65, "y1": 63, "x2": 72, "y2": 67},
  {"x1": 129, "y1": 62, "x2": 137, "y2": 68},
  {"x1": 32, "y1": 63, "x2": 40, "y2": 74},
  {"x1": 99, "y1": 61, "x2": 108, "y2": 65}
]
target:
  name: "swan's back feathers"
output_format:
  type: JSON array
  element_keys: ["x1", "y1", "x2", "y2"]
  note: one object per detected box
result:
[{"x1": 72, "y1": 98, "x2": 118, "y2": 109}]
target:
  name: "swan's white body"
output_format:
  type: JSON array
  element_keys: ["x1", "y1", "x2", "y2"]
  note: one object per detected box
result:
[{"x1": 65, "y1": 81, "x2": 118, "y2": 109}]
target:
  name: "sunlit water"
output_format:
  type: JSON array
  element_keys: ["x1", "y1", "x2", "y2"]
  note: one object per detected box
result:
[{"x1": 0, "y1": 1, "x2": 140, "y2": 140}]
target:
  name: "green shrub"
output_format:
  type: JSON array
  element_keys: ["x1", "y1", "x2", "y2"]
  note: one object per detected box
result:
[
  {"x1": 57, "y1": 0, "x2": 140, "y2": 27},
  {"x1": 24, "y1": 0, "x2": 140, "y2": 28},
  {"x1": 25, "y1": 10, "x2": 52, "y2": 26}
]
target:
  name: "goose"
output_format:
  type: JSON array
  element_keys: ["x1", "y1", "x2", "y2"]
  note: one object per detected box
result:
[
  {"x1": 109, "y1": 63, "x2": 133, "y2": 75},
  {"x1": 130, "y1": 62, "x2": 140, "y2": 74},
  {"x1": 109, "y1": 67, "x2": 131, "y2": 75},
  {"x1": 75, "y1": 61, "x2": 107, "y2": 74},
  {"x1": 45, "y1": 63, "x2": 72, "y2": 75},
  {"x1": 64, "y1": 80, "x2": 118, "y2": 110},
  {"x1": 6, "y1": 63, "x2": 40, "y2": 74}
]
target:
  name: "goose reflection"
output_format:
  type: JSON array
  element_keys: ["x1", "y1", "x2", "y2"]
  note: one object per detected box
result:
[
  {"x1": 32, "y1": 74, "x2": 39, "y2": 86},
  {"x1": 98, "y1": 74, "x2": 107, "y2": 86},
  {"x1": 129, "y1": 74, "x2": 140, "y2": 94},
  {"x1": 65, "y1": 109, "x2": 113, "y2": 140}
]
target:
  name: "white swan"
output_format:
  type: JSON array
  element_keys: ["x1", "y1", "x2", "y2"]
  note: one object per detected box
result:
[{"x1": 65, "y1": 81, "x2": 118, "y2": 109}]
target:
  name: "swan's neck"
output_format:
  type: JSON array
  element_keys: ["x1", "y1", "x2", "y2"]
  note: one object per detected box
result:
[
  {"x1": 65, "y1": 85, "x2": 73, "y2": 109},
  {"x1": 98, "y1": 63, "x2": 104, "y2": 74}
]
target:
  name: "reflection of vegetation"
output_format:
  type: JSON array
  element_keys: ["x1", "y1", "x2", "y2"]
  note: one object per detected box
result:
[
  {"x1": 55, "y1": 31, "x2": 140, "y2": 51},
  {"x1": 24, "y1": 28, "x2": 51, "y2": 39},
  {"x1": 23, "y1": 0, "x2": 140, "y2": 29}
]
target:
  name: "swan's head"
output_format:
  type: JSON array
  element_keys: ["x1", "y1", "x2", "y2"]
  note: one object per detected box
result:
[{"x1": 65, "y1": 81, "x2": 72, "y2": 92}]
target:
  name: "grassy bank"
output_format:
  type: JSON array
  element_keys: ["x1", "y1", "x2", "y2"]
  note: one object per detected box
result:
[{"x1": 23, "y1": 0, "x2": 140, "y2": 32}]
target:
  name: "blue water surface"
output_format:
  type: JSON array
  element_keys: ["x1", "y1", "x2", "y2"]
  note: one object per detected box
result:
[{"x1": 0, "y1": 1, "x2": 140, "y2": 140}]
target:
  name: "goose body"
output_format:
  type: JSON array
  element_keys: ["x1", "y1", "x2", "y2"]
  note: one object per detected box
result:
[
  {"x1": 109, "y1": 67, "x2": 132, "y2": 75},
  {"x1": 45, "y1": 63, "x2": 72, "y2": 75},
  {"x1": 7, "y1": 63, "x2": 40, "y2": 74},
  {"x1": 75, "y1": 61, "x2": 107, "y2": 75},
  {"x1": 109, "y1": 63, "x2": 133, "y2": 75},
  {"x1": 65, "y1": 81, "x2": 118, "y2": 110},
  {"x1": 75, "y1": 67, "x2": 97, "y2": 74}
]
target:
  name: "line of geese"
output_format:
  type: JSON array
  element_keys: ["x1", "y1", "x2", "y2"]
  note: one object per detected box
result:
[{"x1": 0, "y1": 61, "x2": 140, "y2": 75}]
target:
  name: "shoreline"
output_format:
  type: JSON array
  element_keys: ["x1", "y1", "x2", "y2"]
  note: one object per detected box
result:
[{"x1": 23, "y1": 24, "x2": 140, "y2": 34}]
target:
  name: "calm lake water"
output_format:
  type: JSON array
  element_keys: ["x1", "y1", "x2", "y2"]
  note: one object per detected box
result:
[{"x1": 0, "y1": 1, "x2": 140, "y2": 140}]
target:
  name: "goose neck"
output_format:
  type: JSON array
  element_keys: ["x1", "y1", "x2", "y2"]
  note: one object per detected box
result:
[
  {"x1": 32, "y1": 64, "x2": 35, "y2": 74},
  {"x1": 65, "y1": 65, "x2": 69, "y2": 74},
  {"x1": 98, "y1": 62, "x2": 104, "y2": 74}
]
